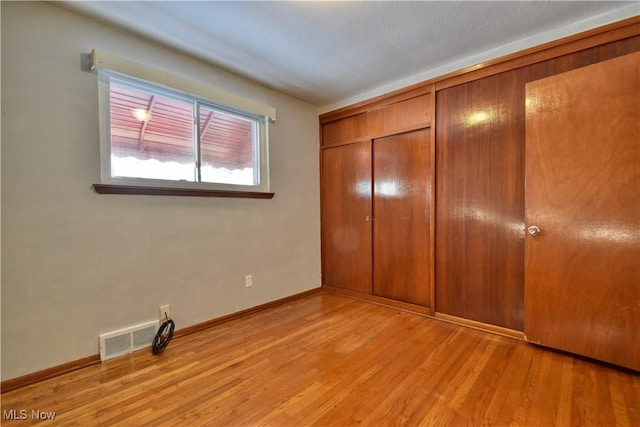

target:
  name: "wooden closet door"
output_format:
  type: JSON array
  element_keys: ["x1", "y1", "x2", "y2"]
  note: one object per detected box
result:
[
  {"x1": 524, "y1": 52, "x2": 639, "y2": 370},
  {"x1": 435, "y1": 71, "x2": 525, "y2": 331},
  {"x1": 373, "y1": 129, "x2": 431, "y2": 306},
  {"x1": 321, "y1": 141, "x2": 372, "y2": 293}
]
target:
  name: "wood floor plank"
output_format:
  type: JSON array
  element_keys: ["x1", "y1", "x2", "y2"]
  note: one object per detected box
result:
[{"x1": 2, "y1": 292, "x2": 638, "y2": 426}]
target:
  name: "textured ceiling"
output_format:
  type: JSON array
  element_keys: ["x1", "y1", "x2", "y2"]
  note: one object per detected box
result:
[{"x1": 60, "y1": 1, "x2": 638, "y2": 110}]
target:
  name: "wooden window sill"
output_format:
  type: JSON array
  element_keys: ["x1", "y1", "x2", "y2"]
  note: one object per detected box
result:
[{"x1": 93, "y1": 184, "x2": 275, "y2": 199}]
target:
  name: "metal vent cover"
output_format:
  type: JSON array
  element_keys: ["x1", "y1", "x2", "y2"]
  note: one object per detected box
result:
[{"x1": 99, "y1": 320, "x2": 159, "y2": 361}]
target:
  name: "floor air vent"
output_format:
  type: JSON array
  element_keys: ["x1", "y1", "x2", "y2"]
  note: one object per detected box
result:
[{"x1": 99, "y1": 320, "x2": 159, "y2": 361}]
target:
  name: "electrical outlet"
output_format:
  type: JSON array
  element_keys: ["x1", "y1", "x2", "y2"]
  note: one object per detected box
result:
[
  {"x1": 245, "y1": 275, "x2": 253, "y2": 288},
  {"x1": 159, "y1": 304, "x2": 171, "y2": 322}
]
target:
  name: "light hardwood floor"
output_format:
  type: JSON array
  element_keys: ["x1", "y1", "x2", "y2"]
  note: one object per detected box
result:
[{"x1": 2, "y1": 292, "x2": 638, "y2": 426}]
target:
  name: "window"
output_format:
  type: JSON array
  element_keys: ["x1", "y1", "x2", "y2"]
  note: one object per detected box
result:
[{"x1": 96, "y1": 66, "x2": 272, "y2": 197}]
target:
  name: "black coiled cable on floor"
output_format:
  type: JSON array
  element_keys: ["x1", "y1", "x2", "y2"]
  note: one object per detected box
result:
[{"x1": 152, "y1": 315, "x2": 175, "y2": 355}]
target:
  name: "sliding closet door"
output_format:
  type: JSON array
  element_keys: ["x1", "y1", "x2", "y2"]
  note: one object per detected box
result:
[
  {"x1": 321, "y1": 141, "x2": 372, "y2": 293},
  {"x1": 373, "y1": 128, "x2": 431, "y2": 306},
  {"x1": 435, "y1": 71, "x2": 525, "y2": 330},
  {"x1": 524, "y1": 52, "x2": 639, "y2": 370}
]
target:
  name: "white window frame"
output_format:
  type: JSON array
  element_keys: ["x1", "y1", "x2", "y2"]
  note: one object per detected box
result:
[{"x1": 92, "y1": 51, "x2": 273, "y2": 195}]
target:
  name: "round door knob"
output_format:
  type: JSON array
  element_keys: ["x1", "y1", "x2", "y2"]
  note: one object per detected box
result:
[{"x1": 527, "y1": 225, "x2": 541, "y2": 236}]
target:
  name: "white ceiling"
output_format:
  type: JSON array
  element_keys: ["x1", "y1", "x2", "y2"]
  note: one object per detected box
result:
[{"x1": 60, "y1": 1, "x2": 638, "y2": 111}]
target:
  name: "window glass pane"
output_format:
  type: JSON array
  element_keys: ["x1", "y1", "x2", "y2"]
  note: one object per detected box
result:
[
  {"x1": 109, "y1": 80, "x2": 195, "y2": 181},
  {"x1": 198, "y1": 105, "x2": 257, "y2": 186}
]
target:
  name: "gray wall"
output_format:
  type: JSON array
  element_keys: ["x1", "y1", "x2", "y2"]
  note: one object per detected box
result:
[{"x1": 1, "y1": 2, "x2": 321, "y2": 381}]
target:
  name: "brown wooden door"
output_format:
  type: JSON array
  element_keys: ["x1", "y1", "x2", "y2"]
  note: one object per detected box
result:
[
  {"x1": 321, "y1": 141, "x2": 372, "y2": 293},
  {"x1": 524, "y1": 52, "x2": 639, "y2": 370},
  {"x1": 434, "y1": 71, "x2": 526, "y2": 331},
  {"x1": 373, "y1": 129, "x2": 431, "y2": 306}
]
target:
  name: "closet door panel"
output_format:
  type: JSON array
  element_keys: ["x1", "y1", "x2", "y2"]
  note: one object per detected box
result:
[
  {"x1": 435, "y1": 71, "x2": 526, "y2": 330},
  {"x1": 321, "y1": 141, "x2": 372, "y2": 293},
  {"x1": 373, "y1": 129, "x2": 431, "y2": 306},
  {"x1": 524, "y1": 52, "x2": 640, "y2": 370}
]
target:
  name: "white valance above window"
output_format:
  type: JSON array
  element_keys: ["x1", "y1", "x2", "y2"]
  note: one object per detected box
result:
[{"x1": 89, "y1": 49, "x2": 276, "y2": 122}]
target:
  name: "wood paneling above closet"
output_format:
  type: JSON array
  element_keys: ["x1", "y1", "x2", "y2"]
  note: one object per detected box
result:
[
  {"x1": 321, "y1": 113, "x2": 368, "y2": 148},
  {"x1": 368, "y1": 93, "x2": 432, "y2": 138},
  {"x1": 321, "y1": 93, "x2": 432, "y2": 147}
]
